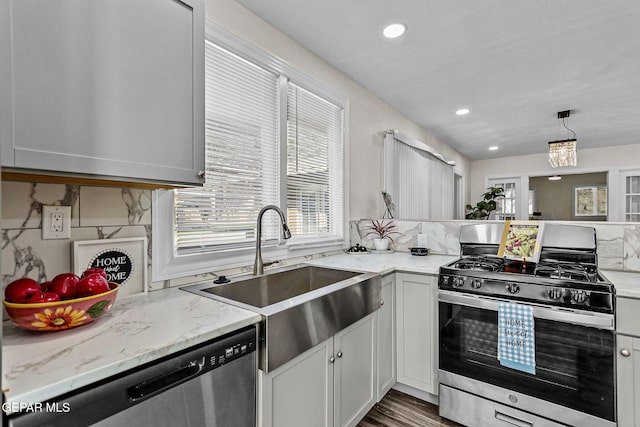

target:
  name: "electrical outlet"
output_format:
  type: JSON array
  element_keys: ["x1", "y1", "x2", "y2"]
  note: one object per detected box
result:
[
  {"x1": 42, "y1": 206, "x2": 71, "y2": 239},
  {"x1": 51, "y1": 213, "x2": 64, "y2": 232}
]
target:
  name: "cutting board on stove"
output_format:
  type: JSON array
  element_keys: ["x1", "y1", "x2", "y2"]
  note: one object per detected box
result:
[{"x1": 497, "y1": 220, "x2": 544, "y2": 262}]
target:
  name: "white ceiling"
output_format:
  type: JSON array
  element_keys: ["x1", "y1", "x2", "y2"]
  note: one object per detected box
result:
[{"x1": 236, "y1": 0, "x2": 640, "y2": 160}]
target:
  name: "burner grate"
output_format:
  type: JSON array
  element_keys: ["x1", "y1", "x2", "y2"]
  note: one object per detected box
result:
[
  {"x1": 454, "y1": 256, "x2": 504, "y2": 272},
  {"x1": 534, "y1": 262, "x2": 598, "y2": 283}
]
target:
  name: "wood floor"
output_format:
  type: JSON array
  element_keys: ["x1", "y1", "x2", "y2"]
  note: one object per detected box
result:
[{"x1": 357, "y1": 389, "x2": 463, "y2": 427}]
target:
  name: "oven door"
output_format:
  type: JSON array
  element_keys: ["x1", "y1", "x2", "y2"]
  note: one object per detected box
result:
[{"x1": 439, "y1": 290, "x2": 615, "y2": 424}]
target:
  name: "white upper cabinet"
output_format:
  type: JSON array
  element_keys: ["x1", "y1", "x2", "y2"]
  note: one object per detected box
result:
[{"x1": 1, "y1": 0, "x2": 205, "y2": 185}]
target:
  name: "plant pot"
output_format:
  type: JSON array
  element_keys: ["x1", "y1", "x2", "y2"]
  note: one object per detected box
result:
[{"x1": 373, "y1": 238, "x2": 390, "y2": 251}]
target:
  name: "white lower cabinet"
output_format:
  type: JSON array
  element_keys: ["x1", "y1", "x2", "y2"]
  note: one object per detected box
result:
[
  {"x1": 376, "y1": 274, "x2": 396, "y2": 401},
  {"x1": 617, "y1": 334, "x2": 640, "y2": 427},
  {"x1": 395, "y1": 272, "x2": 438, "y2": 395},
  {"x1": 617, "y1": 296, "x2": 640, "y2": 427},
  {"x1": 259, "y1": 312, "x2": 377, "y2": 427}
]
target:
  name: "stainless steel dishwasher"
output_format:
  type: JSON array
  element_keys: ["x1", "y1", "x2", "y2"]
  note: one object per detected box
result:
[{"x1": 6, "y1": 326, "x2": 257, "y2": 427}]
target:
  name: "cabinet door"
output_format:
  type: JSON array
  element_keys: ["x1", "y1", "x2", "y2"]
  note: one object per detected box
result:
[
  {"x1": 395, "y1": 273, "x2": 438, "y2": 394},
  {"x1": 260, "y1": 337, "x2": 334, "y2": 427},
  {"x1": 3, "y1": 0, "x2": 204, "y2": 185},
  {"x1": 617, "y1": 334, "x2": 640, "y2": 427},
  {"x1": 334, "y1": 313, "x2": 377, "y2": 427},
  {"x1": 376, "y1": 274, "x2": 395, "y2": 401}
]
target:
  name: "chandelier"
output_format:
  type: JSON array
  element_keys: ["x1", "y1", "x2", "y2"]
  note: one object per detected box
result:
[{"x1": 548, "y1": 110, "x2": 577, "y2": 168}]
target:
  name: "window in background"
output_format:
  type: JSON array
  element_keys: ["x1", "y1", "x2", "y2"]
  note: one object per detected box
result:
[
  {"x1": 528, "y1": 189, "x2": 536, "y2": 216},
  {"x1": 624, "y1": 174, "x2": 640, "y2": 222},
  {"x1": 488, "y1": 178, "x2": 520, "y2": 220}
]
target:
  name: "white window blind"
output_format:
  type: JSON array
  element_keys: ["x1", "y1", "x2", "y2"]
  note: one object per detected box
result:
[
  {"x1": 171, "y1": 38, "x2": 345, "y2": 258},
  {"x1": 286, "y1": 83, "x2": 344, "y2": 242},
  {"x1": 384, "y1": 132, "x2": 454, "y2": 219},
  {"x1": 174, "y1": 40, "x2": 279, "y2": 255}
]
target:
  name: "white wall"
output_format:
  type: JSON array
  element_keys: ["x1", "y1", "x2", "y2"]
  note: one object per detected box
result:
[
  {"x1": 205, "y1": 0, "x2": 470, "y2": 219},
  {"x1": 469, "y1": 143, "x2": 640, "y2": 221}
]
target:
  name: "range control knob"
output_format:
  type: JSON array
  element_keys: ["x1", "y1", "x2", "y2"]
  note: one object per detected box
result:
[
  {"x1": 452, "y1": 276, "x2": 464, "y2": 288},
  {"x1": 547, "y1": 288, "x2": 563, "y2": 301},
  {"x1": 470, "y1": 278, "x2": 483, "y2": 289},
  {"x1": 506, "y1": 282, "x2": 520, "y2": 294},
  {"x1": 570, "y1": 290, "x2": 589, "y2": 304}
]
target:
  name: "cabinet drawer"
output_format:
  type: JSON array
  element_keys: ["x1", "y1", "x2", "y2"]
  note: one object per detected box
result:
[{"x1": 617, "y1": 297, "x2": 640, "y2": 336}]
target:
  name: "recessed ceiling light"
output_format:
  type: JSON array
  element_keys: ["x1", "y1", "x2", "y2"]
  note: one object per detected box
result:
[
  {"x1": 548, "y1": 175, "x2": 562, "y2": 181},
  {"x1": 382, "y1": 23, "x2": 407, "y2": 39},
  {"x1": 489, "y1": 146, "x2": 498, "y2": 151},
  {"x1": 456, "y1": 108, "x2": 470, "y2": 115}
]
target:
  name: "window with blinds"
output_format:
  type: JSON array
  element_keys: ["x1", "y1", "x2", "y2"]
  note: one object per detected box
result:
[
  {"x1": 172, "y1": 39, "x2": 345, "y2": 257},
  {"x1": 384, "y1": 133, "x2": 454, "y2": 220},
  {"x1": 286, "y1": 83, "x2": 344, "y2": 242}
]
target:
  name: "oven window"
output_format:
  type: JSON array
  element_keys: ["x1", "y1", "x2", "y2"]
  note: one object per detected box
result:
[{"x1": 439, "y1": 302, "x2": 615, "y2": 422}]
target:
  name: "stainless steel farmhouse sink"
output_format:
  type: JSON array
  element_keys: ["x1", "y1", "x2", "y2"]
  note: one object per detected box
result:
[{"x1": 183, "y1": 265, "x2": 381, "y2": 372}]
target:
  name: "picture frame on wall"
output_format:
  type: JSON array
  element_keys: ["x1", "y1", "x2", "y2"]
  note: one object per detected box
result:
[
  {"x1": 574, "y1": 185, "x2": 607, "y2": 216},
  {"x1": 73, "y1": 237, "x2": 148, "y2": 298}
]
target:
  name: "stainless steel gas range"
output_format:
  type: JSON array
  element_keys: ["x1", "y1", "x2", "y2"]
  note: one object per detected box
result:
[{"x1": 438, "y1": 223, "x2": 615, "y2": 427}]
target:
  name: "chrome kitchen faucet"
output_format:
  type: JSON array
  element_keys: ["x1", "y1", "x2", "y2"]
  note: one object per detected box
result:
[{"x1": 253, "y1": 205, "x2": 291, "y2": 275}]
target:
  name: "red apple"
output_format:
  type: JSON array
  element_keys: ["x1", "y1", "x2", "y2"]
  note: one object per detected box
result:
[
  {"x1": 42, "y1": 292, "x2": 61, "y2": 302},
  {"x1": 27, "y1": 291, "x2": 61, "y2": 303},
  {"x1": 40, "y1": 281, "x2": 52, "y2": 292},
  {"x1": 50, "y1": 273, "x2": 80, "y2": 300},
  {"x1": 81, "y1": 267, "x2": 108, "y2": 280},
  {"x1": 76, "y1": 273, "x2": 110, "y2": 297},
  {"x1": 4, "y1": 278, "x2": 41, "y2": 303}
]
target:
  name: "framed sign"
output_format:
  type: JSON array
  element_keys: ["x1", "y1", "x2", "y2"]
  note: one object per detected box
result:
[
  {"x1": 73, "y1": 237, "x2": 147, "y2": 298},
  {"x1": 574, "y1": 185, "x2": 607, "y2": 216}
]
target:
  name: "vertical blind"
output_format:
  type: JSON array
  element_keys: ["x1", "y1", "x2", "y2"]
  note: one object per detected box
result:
[
  {"x1": 175, "y1": 40, "x2": 279, "y2": 254},
  {"x1": 286, "y1": 83, "x2": 344, "y2": 241},
  {"x1": 174, "y1": 39, "x2": 345, "y2": 255},
  {"x1": 384, "y1": 132, "x2": 454, "y2": 219}
]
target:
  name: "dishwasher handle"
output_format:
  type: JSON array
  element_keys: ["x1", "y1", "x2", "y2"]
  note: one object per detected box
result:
[{"x1": 127, "y1": 360, "x2": 203, "y2": 400}]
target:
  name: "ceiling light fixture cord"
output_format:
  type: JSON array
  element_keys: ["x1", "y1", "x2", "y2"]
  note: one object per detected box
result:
[{"x1": 563, "y1": 117, "x2": 576, "y2": 139}]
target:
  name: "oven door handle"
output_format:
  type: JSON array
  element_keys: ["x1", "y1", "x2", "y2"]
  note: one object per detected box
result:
[{"x1": 438, "y1": 290, "x2": 614, "y2": 330}]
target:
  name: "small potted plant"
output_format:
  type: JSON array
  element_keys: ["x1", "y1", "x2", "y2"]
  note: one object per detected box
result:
[{"x1": 365, "y1": 219, "x2": 399, "y2": 251}]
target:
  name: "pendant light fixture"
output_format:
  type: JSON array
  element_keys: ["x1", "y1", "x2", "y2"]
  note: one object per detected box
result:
[{"x1": 548, "y1": 110, "x2": 577, "y2": 168}]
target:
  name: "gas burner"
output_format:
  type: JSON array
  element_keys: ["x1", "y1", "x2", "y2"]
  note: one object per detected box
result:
[
  {"x1": 453, "y1": 256, "x2": 504, "y2": 272},
  {"x1": 534, "y1": 262, "x2": 598, "y2": 283}
]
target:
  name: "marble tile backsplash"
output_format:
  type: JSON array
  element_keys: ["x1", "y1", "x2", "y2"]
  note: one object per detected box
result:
[
  {"x1": 1, "y1": 181, "x2": 153, "y2": 289},
  {"x1": 350, "y1": 219, "x2": 640, "y2": 272}
]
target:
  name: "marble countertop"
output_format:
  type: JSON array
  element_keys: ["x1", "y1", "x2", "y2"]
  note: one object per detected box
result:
[
  {"x1": 2, "y1": 287, "x2": 261, "y2": 408},
  {"x1": 2, "y1": 252, "x2": 457, "y2": 408},
  {"x1": 601, "y1": 270, "x2": 640, "y2": 299},
  {"x1": 306, "y1": 252, "x2": 459, "y2": 276},
  {"x1": 5, "y1": 251, "x2": 638, "y2": 409}
]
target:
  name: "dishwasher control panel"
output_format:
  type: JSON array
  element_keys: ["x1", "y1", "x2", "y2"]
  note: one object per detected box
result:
[{"x1": 209, "y1": 335, "x2": 255, "y2": 369}]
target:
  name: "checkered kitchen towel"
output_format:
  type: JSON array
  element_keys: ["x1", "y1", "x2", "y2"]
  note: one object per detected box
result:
[{"x1": 498, "y1": 302, "x2": 536, "y2": 374}]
